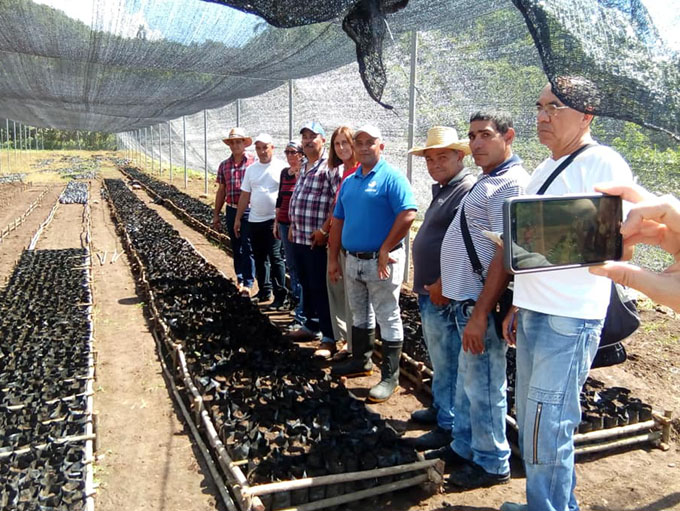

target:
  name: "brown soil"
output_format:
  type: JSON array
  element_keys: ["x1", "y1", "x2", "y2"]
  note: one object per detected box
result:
[
  {"x1": 3, "y1": 156, "x2": 679, "y2": 511},
  {"x1": 139, "y1": 163, "x2": 680, "y2": 511}
]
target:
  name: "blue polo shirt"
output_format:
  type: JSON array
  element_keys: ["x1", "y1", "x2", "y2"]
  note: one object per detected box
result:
[{"x1": 334, "y1": 158, "x2": 417, "y2": 252}]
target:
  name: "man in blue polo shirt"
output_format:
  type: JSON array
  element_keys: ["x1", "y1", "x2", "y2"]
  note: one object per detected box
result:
[{"x1": 328, "y1": 125, "x2": 417, "y2": 403}]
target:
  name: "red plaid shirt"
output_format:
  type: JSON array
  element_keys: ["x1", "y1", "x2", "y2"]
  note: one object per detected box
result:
[
  {"x1": 289, "y1": 153, "x2": 340, "y2": 245},
  {"x1": 216, "y1": 152, "x2": 255, "y2": 206}
]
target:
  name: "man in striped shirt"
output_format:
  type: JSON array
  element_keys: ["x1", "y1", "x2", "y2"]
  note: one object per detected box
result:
[{"x1": 438, "y1": 111, "x2": 529, "y2": 489}]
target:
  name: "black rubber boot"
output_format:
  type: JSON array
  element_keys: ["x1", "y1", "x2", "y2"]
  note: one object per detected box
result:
[
  {"x1": 367, "y1": 343, "x2": 401, "y2": 403},
  {"x1": 331, "y1": 327, "x2": 374, "y2": 378}
]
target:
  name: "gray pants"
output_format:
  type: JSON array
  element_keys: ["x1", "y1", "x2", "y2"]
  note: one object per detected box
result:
[
  {"x1": 327, "y1": 250, "x2": 353, "y2": 349},
  {"x1": 344, "y1": 247, "x2": 404, "y2": 344}
]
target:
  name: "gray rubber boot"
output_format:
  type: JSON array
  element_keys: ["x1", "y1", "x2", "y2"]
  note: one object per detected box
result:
[
  {"x1": 367, "y1": 343, "x2": 402, "y2": 403},
  {"x1": 331, "y1": 327, "x2": 374, "y2": 377}
]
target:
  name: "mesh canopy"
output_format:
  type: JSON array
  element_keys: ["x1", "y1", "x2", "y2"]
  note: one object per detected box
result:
[{"x1": 0, "y1": 0, "x2": 677, "y2": 140}]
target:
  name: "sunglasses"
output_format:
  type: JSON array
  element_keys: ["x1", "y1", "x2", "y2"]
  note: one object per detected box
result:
[{"x1": 284, "y1": 150, "x2": 300, "y2": 155}]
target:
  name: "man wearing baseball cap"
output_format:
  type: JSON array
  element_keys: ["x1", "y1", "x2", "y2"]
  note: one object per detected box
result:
[
  {"x1": 406, "y1": 126, "x2": 475, "y2": 449},
  {"x1": 234, "y1": 133, "x2": 288, "y2": 308},
  {"x1": 213, "y1": 127, "x2": 256, "y2": 297},
  {"x1": 328, "y1": 125, "x2": 417, "y2": 403},
  {"x1": 286, "y1": 121, "x2": 340, "y2": 349}
]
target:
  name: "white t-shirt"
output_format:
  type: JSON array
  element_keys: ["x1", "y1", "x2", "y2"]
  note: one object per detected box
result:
[
  {"x1": 240, "y1": 158, "x2": 286, "y2": 222},
  {"x1": 513, "y1": 144, "x2": 633, "y2": 319}
]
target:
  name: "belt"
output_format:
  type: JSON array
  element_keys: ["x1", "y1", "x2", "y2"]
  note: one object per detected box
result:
[
  {"x1": 347, "y1": 242, "x2": 403, "y2": 260},
  {"x1": 226, "y1": 204, "x2": 238, "y2": 209}
]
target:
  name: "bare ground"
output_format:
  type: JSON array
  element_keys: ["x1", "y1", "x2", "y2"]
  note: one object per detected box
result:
[{"x1": 3, "y1": 157, "x2": 679, "y2": 511}]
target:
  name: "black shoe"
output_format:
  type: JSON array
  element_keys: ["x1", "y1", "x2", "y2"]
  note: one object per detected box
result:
[
  {"x1": 252, "y1": 292, "x2": 272, "y2": 304},
  {"x1": 424, "y1": 446, "x2": 468, "y2": 471},
  {"x1": 267, "y1": 296, "x2": 289, "y2": 311},
  {"x1": 405, "y1": 426, "x2": 452, "y2": 451},
  {"x1": 447, "y1": 462, "x2": 510, "y2": 489},
  {"x1": 410, "y1": 406, "x2": 438, "y2": 424}
]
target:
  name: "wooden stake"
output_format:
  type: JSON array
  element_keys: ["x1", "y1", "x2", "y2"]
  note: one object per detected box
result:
[
  {"x1": 241, "y1": 459, "x2": 440, "y2": 498},
  {"x1": 274, "y1": 473, "x2": 430, "y2": 511}
]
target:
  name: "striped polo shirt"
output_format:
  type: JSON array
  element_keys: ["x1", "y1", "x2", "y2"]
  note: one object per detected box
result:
[{"x1": 440, "y1": 154, "x2": 530, "y2": 302}]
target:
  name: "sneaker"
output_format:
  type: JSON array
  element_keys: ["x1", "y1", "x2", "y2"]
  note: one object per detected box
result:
[
  {"x1": 405, "y1": 426, "x2": 452, "y2": 451},
  {"x1": 500, "y1": 503, "x2": 528, "y2": 511},
  {"x1": 410, "y1": 406, "x2": 438, "y2": 424},
  {"x1": 284, "y1": 325, "x2": 322, "y2": 342},
  {"x1": 239, "y1": 287, "x2": 252, "y2": 298},
  {"x1": 313, "y1": 340, "x2": 337, "y2": 359},
  {"x1": 423, "y1": 446, "x2": 468, "y2": 471},
  {"x1": 447, "y1": 463, "x2": 510, "y2": 489}
]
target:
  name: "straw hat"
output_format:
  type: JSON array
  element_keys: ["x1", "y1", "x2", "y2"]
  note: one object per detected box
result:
[
  {"x1": 408, "y1": 126, "x2": 470, "y2": 156},
  {"x1": 222, "y1": 127, "x2": 252, "y2": 146}
]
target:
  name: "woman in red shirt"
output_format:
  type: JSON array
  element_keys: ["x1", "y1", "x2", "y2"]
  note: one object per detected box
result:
[{"x1": 316, "y1": 126, "x2": 359, "y2": 360}]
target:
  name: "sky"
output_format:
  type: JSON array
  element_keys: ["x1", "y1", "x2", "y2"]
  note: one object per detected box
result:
[
  {"x1": 32, "y1": 0, "x2": 262, "y2": 44},
  {"x1": 32, "y1": 0, "x2": 680, "y2": 50}
]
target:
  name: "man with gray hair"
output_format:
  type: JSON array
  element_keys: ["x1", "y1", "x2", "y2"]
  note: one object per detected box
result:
[
  {"x1": 328, "y1": 125, "x2": 417, "y2": 403},
  {"x1": 501, "y1": 81, "x2": 633, "y2": 511}
]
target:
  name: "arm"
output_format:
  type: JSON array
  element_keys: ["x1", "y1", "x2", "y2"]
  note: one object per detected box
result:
[
  {"x1": 378, "y1": 209, "x2": 417, "y2": 279},
  {"x1": 328, "y1": 217, "x2": 344, "y2": 283},
  {"x1": 462, "y1": 247, "x2": 510, "y2": 354},
  {"x1": 589, "y1": 183, "x2": 680, "y2": 312},
  {"x1": 233, "y1": 190, "x2": 251, "y2": 238},
  {"x1": 212, "y1": 183, "x2": 226, "y2": 229}
]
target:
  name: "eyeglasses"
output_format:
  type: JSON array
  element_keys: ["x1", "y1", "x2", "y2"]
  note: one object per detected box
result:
[
  {"x1": 284, "y1": 150, "x2": 299, "y2": 155},
  {"x1": 536, "y1": 104, "x2": 570, "y2": 117}
]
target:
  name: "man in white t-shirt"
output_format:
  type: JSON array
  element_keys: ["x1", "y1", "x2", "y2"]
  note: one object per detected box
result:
[
  {"x1": 501, "y1": 81, "x2": 633, "y2": 511},
  {"x1": 234, "y1": 134, "x2": 288, "y2": 309}
]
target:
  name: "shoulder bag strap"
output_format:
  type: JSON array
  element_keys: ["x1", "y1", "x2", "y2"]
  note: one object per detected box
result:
[
  {"x1": 460, "y1": 204, "x2": 486, "y2": 284},
  {"x1": 536, "y1": 143, "x2": 595, "y2": 195}
]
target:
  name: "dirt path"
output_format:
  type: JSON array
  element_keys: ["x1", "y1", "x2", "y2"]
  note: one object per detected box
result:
[
  {"x1": 135, "y1": 167, "x2": 680, "y2": 511},
  {"x1": 91, "y1": 170, "x2": 221, "y2": 510},
  {"x1": 2, "y1": 158, "x2": 678, "y2": 511}
]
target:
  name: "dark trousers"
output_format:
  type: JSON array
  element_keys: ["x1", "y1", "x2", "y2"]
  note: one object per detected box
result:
[
  {"x1": 224, "y1": 206, "x2": 255, "y2": 288},
  {"x1": 250, "y1": 219, "x2": 286, "y2": 300},
  {"x1": 291, "y1": 242, "x2": 333, "y2": 339}
]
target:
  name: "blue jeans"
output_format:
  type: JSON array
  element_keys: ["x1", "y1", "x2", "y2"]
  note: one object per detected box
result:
[
  {"x1": 417, "y1": 294, "x2": 459, "y2": 431},
  {"x1": 515, "y1": 309, "x2": 602, "y2": 511},
  {"x1": 344, "y1": 247, "x2": 404, "y2": 344},
  {"x1": 451, "y1": 299, "x2": 511, "y2": 476},
  {"x1": 224, "y1": 206, "x2": 255, "y2": 288},
  {"x1": 278, "y1": 223, "x2": 304, "y2": 323},
  {"x1": 291, "y1": 242, "x2": 333, "y2": 339},
  {"x1": 250, "y1": 219, "x2": 286, "y2": 300}
]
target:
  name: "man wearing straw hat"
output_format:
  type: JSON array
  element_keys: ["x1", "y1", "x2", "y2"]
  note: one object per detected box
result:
[
  {"x1": 405, "y1": 126, "x2": 475, "y2": 450},
  {"x1": 213, "y1": 127, "x2": 257, "y2": 298}
]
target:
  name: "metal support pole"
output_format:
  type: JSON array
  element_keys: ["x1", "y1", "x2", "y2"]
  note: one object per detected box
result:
[
  {"x1": 151, "y1": 125, "x2": 155, "y2": 173},
  {"x1": 236, "y1": 99, "x2": 241, "y2": 127},
  {"x1": 12, "y1": 121, "x2": 17, "y2": 167},
  {"x1": 203, "y1": 110, "x2": 208, "y2": 194},
  {"x1": 18, "y1": 122, "x2": 23, "y2": 165},
  {"x1": 144, "y1": 127, "x2": 149, "y2": 170},
  {"x1": 183, "y1": 116, "x2": 187, "y2": 189},
  {"x1": 168, "y1": 121, "x2": 173, "y2": 182},
  {"x1": 288, "y1": 79, "x2": 294, "y2": 141},
  {"x1": 404, "y1": 30, "x2": 418, "y2": 284},
  {"x1": 158, "y1": 124, "x2": 162, "y2": 175},
  {"x1": 6, "y1": 119, "x2": 10, "y2": 171},
  {"x1": 77, "y1": 130, "x2": 81, "y2": 151}
]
